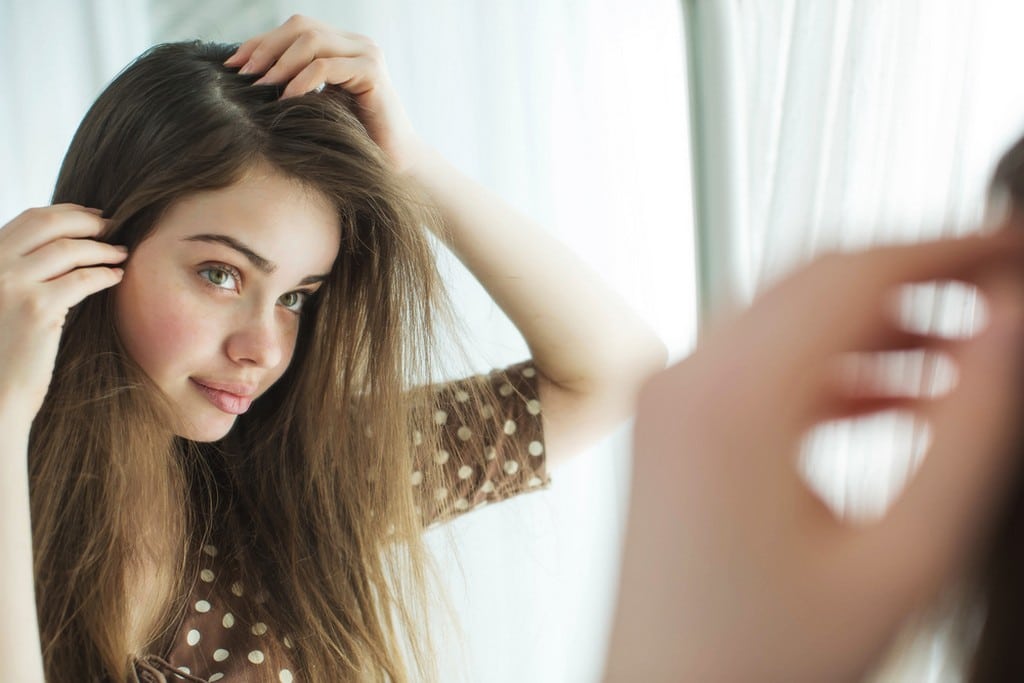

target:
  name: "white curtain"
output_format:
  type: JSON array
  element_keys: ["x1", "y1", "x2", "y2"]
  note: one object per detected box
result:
[
  {"x1": 684, "y1": 1, "x2": 1024, "y2": 680},
  {"x1": 0, "y1": 0, "x2": 150, "y2": 224},
  {"x1": 6, "y1": 2, "x2": 696, "y2": 682}
]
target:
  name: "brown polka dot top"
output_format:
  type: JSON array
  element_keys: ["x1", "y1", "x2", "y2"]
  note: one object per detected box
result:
[{"x1": 130, "y1": 361, "x2": 550, "y2": 682}]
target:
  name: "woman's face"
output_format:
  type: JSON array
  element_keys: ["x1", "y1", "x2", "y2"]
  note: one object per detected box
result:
[{"x1": 114, "y1": 166, "x2": 341, "y2": 442}]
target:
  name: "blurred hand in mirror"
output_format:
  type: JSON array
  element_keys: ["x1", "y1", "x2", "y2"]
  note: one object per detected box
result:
[{"x1": 606, "y1": 228, "x2": 1024, "y2": 682}]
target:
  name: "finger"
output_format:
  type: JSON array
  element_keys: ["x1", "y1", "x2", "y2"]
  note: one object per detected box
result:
[
  {"x1": 815, "y1": 347, "x2": 955, "y2": 421},
  {"x1": 21, "y1": 238, "x2": 128, "y2": 282},
  {"x1": 280, "y1": 56, "x2": 377, "y2": 99},
  {"x1": 847, "y1": 229, "x2": 1024, "y2": 294},
  {"x1": 223, "y1": 34, "x2": 266, "y2": 67},
  {"x1": 0, "y1": 206, "x2": 110, "y2": 257},
  {"x1": 46, "y1": 265, "x2": 125, "y2": 311},
  {"x1": 860, "y1": 326, "x2": 954, "y2": 354},
  {"x1": 818, "y1": 394, "x2": 923, "y2": 422},
  {"x1": 250, "y1": 32, "x2": 318, "y2": 85},
  {"x1": 760, "y1": 231, "x2": 1024, "y2": 366},
  {"x1": 229, "y1": 15, "x2": 328, "y2": 75},
  {"x1": 253, "y1": 31, "x2": 369, "y2": 87}
]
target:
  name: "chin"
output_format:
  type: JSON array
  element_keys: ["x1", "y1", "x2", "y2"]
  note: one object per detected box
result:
[{"x1": 174, "y1": 417, "x2": 237, "y2": 443}]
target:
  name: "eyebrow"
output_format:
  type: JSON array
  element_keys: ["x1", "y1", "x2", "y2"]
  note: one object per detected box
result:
[{"x1": 182, "y1": 233, "x2": 329, "y2": 286}]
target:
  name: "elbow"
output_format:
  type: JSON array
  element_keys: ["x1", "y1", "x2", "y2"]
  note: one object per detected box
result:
[
  {"x1": 599, "y1": 333, "x2": 671, "y2": 405},
  {"x1": 650, "y1": 335, "x2": 671, "y2": 373},
  {"x1": 631, "y1": 332, "x2": 671, "y2": 387}
]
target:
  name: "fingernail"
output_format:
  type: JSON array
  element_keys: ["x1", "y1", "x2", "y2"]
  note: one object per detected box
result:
[
  {"x1": 115, "y1": 245, "x2": 129, "y2": 252},
  {"x1": 238, "y1": 60, "x2": 257, "y2": 75}
]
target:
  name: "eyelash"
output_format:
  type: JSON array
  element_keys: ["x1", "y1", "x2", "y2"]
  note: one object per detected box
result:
[{"x1": 197, "y1": 263, "x2": 313, "y2": 314}]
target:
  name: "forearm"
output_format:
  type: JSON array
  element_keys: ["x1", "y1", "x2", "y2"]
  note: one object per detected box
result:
[
  {"x1": 403, "y1": 142, "x2": 668, "y2": 392},
  {"x1": 0, "y1": 416, "x2": 46, "y2": 681}
]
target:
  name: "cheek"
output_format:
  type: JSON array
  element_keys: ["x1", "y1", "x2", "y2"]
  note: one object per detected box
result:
[{"x1": 115, "y1": 270, "x2": 216, "y2": 384}]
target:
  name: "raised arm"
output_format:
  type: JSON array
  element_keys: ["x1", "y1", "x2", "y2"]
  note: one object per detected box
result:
[
  {"x1": 223, "y1": 15, "x2": 668, "y2": 469},
  {"x1": 400, "y1": 143, "x2": 668, "y2": 467}
]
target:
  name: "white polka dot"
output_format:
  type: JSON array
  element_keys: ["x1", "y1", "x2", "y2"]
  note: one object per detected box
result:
[
  {"x1": 434, "y1": 487, "x2": 448, "y2": 501},
  {"x1": 251, "y1": 622, "x2": 268, "y2": 636},
  {"x1": 499, "y1": 382, "x2": 514, "y2": 397},
  {"x1": 222, "y1": 613, "x2": 235, "y2": 628},
  {"x1": 528, "y1": 476, "x2": 544, "y2": 487},
  {"x1": 526, "y1": 399, "x2": 541, "y2": 415},
  {"x1": 484, "y1": 446, "x2": 497, "y2": 461},
  {"x1": 209, "y1": 674, "x2": 225, "y2": 682},
  {"x1": 364, "y1": 425, "x2": 374, "y2": 438},
  {"x1": 279, "y1": 671, "x2": 294, "y2": 683},
  {"x1": 454, "y1": 498, "x2": 470, "y2": 511},
  {"x1": 186, "y1": 629, "x2": 200, "y2": 646},
  {"x1": 200, "y1": 569, "x2": 215, "y2": 582},
  {"x1": 248, "y1": 650, "x2": 266, "y2": 664},
  {"x1": 454, "y1": 390, "x2": 470, "y2": 402},
  {"x1": 480, "y1": 405, "x2": 494, "y2": 418},
  {"x1": 230, "y1": 581, "x2": 244, "y2": 597},
  {"x1": 387, "y1": 524, "x2": 396, "y2": 535},
  {"x1": 503, "y1": 420, "x2": 517, "y2": 435},
  {"x1": 213, "y1": 648, "x2": 230, "y2": 662},
  {"x1": 481, "y1": 480, "x2": 495, "y2": 493},
  {"x1": 178, "y1": 666, "x2": 191, "y2": 675},
  {"x1": 528, "y1": 441, "x2": 544, "y2": 456},
  {"x1": 474, "y1": 500, "x2": 489, "y2": 509},
  {"x1": 254, "y1": 590, "x2": 268, "y2": 604},
  {"x1": 195, "y1": 600, "x2": 211, "y2": 613},
  {"x1": 503, "y1": 461, "x2": 520, "y2": 475},
  {"x1": 433, "y1": 410, "x2": 448, "y2": 425},
  {"x1": 522, "y1": 366, "x2": 536, "y2": 378},
  {"x1": 458, "y1": 465, "x2": 473, "y2": 479},
  {"x1": 410, "y1": 470, "x2": 422, "y2": 486},
  {"x1": 412, "y1": 430, "x2": 423, "y2": 446},
  {"x1": 433, "y1": 449, "x2": 450, "y2": 465},
  {"x1": 283, "y1": 636, "x2": 294, "y2": 649},
  {"x1": 202, "y1": 544, "x2": 218, "y2": 557},
  {"x1": 457, "y1": 426, "x2": 472, "y2": 441}
]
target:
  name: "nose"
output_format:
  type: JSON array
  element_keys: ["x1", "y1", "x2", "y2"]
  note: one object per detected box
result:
[{"x1": 225, "y1": 307, "x2": 286, "y2": 370}]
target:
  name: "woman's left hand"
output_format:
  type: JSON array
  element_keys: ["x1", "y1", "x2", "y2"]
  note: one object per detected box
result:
[
  {"x1": 224, "y1": 15, "x2": 423, "y2": 172},
  {"x1": 607, "y1": 228, "x2": 1024, "y2": 682}
]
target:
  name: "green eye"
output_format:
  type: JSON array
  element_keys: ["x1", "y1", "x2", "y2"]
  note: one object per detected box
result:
[
  {"x1": 279, "y1": 291, "x2": 309, "y2": 313},
  {"x1": 199, "y1": 266, "x2": 238, "y2": 290}
]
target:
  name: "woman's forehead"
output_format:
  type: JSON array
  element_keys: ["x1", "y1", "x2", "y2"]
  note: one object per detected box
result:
[{"x1": 152, "y1": 171, "x2": 341, "y2": 273}]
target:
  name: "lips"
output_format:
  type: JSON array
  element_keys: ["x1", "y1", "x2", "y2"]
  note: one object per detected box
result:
[{"x1": 190, "y1": 378, "x2": 255, "y2": 415}]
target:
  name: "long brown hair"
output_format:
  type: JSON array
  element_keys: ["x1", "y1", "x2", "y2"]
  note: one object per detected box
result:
[{"x1": 33, "y1": 40, "x2": 465, "y2": 681}]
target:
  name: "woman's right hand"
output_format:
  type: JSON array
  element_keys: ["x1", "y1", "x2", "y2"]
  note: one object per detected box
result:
[{"x1": 0, "y1": 204, "x2": 127, "y2": 425}]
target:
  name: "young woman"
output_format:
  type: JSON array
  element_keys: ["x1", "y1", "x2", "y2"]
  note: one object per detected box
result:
[{"x1": 0, "y1": 15, "x2": 667, "y2": 682}]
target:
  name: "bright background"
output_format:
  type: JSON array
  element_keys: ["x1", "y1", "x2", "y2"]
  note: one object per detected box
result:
[{"x1": 7, "y1": 1, "x2": 1024, "y2": 681}]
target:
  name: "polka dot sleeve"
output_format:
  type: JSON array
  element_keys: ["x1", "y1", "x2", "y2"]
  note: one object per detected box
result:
[{"x1": 412, "y1": 360, "x2": 551, "y2": 527}]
